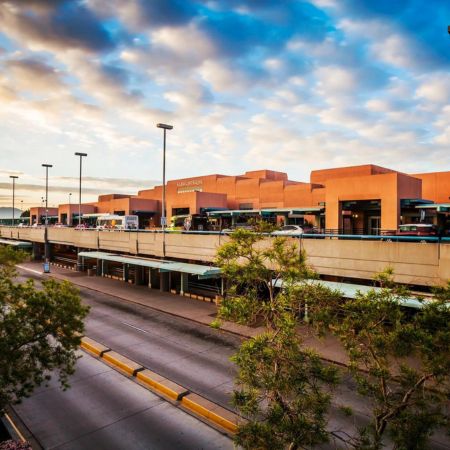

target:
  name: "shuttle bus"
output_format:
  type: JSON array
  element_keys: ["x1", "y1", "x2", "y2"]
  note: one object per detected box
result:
[{"x1": 96, "y1": 215, "x2": 139, "y2": 230}]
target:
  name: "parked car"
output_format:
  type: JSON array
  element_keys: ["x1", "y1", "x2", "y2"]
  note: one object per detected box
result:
[
  {"x1": 221, "y1": 225, "x2": 255, "y2": 234},
  {"x1": 396, "y1": 224, "x2": 437, "y2": 236},
  {"x1": 272, "y1": 225, "x2": 304, "y2": 236},
  {"x1": 74, "y1": 223, "x2": 89, "y2": 230}
]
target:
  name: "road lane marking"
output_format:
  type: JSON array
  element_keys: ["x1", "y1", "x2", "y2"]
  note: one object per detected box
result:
[{"x1": 121, "y1": 321, "x2": 150, "y2": 334}]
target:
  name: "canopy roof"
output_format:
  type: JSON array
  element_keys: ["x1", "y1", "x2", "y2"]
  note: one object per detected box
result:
[
  {"x1": 273, "y1": 278, "x2": 443, "y2": 310},
  {"x1": 207, "y1": 207, "x2": 323, "y2": 217},
  {"x1": 0, "y1": 238, "x2": 32, "y2": 248},
  {"x1": 416, "y1": 203, "x2": 450, "y2": 212},
  {"x1": 78, "y1": 251, "x2": 221, "y2": 279}
]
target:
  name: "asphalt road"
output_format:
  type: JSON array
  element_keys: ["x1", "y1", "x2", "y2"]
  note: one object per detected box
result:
[
  {"x1": 16, "y1": 269, "x2": 241, "y2": 410},
  {"x1": 14, "y1": 268, "x2": 450, "y2": 450},
  {"x1": 12, "y1": 349, "x2": 232, "y2": 450}
]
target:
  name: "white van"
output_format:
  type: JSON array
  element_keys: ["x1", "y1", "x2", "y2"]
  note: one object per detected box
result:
[{"x1": 96, "y1": 215, "x2": 139, "y2": 230}]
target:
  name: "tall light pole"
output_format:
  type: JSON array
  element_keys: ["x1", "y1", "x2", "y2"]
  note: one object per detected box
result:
[
  {"x1": 156, "y1": 123, "x2": 173, "y2": 258},
  {"x1": 9, "y1": 175, "x2": 18, "y2": 226},
  {"x1": 69, "y1": 192, "x2": 72, "y2": 225},
  {"x1": 42, "y1": 164, "x2": 53, "y2": 225},
  {"x1": 74, "y1": 153, "x2": 87, "y2": 226}
]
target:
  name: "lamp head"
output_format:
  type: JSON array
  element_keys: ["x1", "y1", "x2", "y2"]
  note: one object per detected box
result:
[
  {"x1": 9, "y1": 175, "x2": 18, "y2": 179},
  {"x1": 75, "y1": 152, "x2": 88, "y2": 157},
  {"x1": 156, "y1": 123, "x2": 173, "y2": 130},
  {"x1": 42, "y1": 164, "x2": 53, "y2": 168}
]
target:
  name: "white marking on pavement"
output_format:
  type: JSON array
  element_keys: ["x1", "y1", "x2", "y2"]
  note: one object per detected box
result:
[
  {"x1": 121, "y1": 321, "x2": 150, "y2": 334},
  {"x1": 16, "y1": 265, "x2": 43, "y2": 275}
]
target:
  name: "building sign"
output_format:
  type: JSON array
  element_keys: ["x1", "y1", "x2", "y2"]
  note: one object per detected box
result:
[{"x1": 177, "y1": 179, "x2": 203, "y2": 193}]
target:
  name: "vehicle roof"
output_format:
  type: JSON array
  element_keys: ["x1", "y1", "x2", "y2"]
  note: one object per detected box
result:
[{"x1": 400, "y1": 223, "x2": 435, "y2": 227}]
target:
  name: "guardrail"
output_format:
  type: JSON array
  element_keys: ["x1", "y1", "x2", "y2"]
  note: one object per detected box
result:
[{"x1": 2, "y1": 225, "x2": 450, "y2": 244}]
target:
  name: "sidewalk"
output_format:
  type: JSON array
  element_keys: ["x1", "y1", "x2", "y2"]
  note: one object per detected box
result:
[{"x1": 18, "y1": 261, "x2": 349, "y2": 366}]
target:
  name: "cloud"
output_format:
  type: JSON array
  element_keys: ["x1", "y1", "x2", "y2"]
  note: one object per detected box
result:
[
  {"x1": 4, "y1": 58, "x2": 66, "y2": 94},
  {"x1": 0, "y1": 0, "x2": 115, "y2": 52}
]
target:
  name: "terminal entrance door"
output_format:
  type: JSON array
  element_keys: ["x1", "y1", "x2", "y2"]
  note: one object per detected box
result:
[{"x1": 368, "y1": 216, "x2": 381, "y2": 235}]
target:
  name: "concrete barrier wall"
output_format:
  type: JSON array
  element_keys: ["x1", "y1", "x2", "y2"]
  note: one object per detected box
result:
[
  {"x1": 1, "y1": 227, "x2": 448, "y2": 285},
  {"x1": 302, "y1": 239, "x2": 441, "y2": 286}
]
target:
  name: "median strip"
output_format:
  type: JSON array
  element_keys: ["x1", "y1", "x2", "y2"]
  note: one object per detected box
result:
[
  {"x1": 79, "y1": 336, "x2": 243, "y2": 434},
  {"x1": 136, "y1": 369, "x2": 188, "y2": 401}
]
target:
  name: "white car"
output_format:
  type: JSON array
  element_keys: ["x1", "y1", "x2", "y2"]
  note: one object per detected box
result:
[{"x1": 272, "y1": 225, "x2": 304, "y2": 236}]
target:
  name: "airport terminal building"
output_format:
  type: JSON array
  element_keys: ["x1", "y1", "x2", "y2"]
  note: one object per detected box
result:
[{"x1": 30, "y1": 164, "x2": 450, "y2": 235}]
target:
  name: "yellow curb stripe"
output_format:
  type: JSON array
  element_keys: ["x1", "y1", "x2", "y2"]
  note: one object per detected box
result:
[
  {"x1": 102, "y1": 351, "x2": 143, "y2": 376},
  {"x1": 136, "y1": 370, "x2": 188, "y2": 401},
  {"x1": 80, "y1": 337, "x2": 108, "y2": 356},
  {"x1": 4, "y1": 413, "x2": 26, "y2": 443},
  {"x1": 80, "y1": 337, "x2": 242, "y2": 434},
  {"x1": 181, "y1": 394, "x2": 240, "y2": 433}
]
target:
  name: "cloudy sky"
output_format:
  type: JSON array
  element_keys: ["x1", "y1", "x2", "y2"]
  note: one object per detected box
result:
[{"x1": 0, "y1": 0, "x2": 449, "y2": 209}]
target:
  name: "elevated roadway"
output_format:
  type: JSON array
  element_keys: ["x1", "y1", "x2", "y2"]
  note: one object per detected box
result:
[{"x1": 3, "y1": 226, "x2": 450, "y2": 286}]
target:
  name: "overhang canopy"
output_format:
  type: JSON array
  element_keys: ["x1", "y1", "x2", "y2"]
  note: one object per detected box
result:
[
  {"x1": 207, "y1": 209, "x2": 261, "y2": 217},
  {"x1": 273, "y1": 278, "x2": 439, "y2": 310},
  {"x1": 416, "y1": 203, "x2": 450, "y2": 213},
  {"x1": 0, "y1": 238, "x2": 33, "y2": 249},
  {"x1": 401, "y1": 198, "x2": 434, "y2": 207},
  {"x1": 81, "y1": 213, "x2": 110, "y2": 218},
  {"x1": 78, "y1": 251, "x2": 221, "y2": 279},
  {"x1": 260, "y1": 207, "x2": 324, "y2": 216}
]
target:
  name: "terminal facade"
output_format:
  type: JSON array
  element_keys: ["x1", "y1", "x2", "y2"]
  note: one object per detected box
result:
[{"x1": 29, "y1": 164, "x2": 450, "y2": 235}]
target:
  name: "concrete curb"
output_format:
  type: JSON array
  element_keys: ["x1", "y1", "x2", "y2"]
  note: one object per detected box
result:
[{"x1": 80, "y1": 336, "x2": 243, "y2": 435}]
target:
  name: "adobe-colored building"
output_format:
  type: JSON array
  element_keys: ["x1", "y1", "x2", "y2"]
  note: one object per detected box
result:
[{"x1": 30, "y1": 164, "x2": 450, "y2": 234}]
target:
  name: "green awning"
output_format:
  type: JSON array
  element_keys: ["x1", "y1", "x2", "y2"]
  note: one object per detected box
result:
[
  {"x1": 207, "y1": 209, "x2": 261, "y2": 217},
  {"x1": 261, "y1": 207, "x2": 324, "y2": 216},
  {"x1": 401, "y1": 199, "x2": 434, "y2": 207},
  {"x1": 416, "y1": 203, "x2": 450, "y2": 212},
  {"x1": 273, "y1": 278, "x2": 444, "y2": 310},
  {"x1": 0, "y1": 238, "x2": 33, "y2": 249},
  {"x1": 81, "y1": 213, "x2": 110, "y2": 218},
  {"x1": 78, "y1": 251, "x2": 221, "y2": 278}
]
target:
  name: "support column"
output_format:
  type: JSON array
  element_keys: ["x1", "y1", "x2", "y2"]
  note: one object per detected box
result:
[
  {"x1": 123, "y1": 264, "x2": 129, "y2": 282},
  {"x1": 148, "y1": 268, "x2": 152, "y2": 288},
  {"x1": 135, "y1": 266, "x2": 144, "y2": 285},
  {"x1": 160, "y1": 271, "x2": 170, "y2": 292},
  {"x1": 180, "y1": 273, "x2": 189, "y2": 295},
  {"x1": 32, "y1": 242, "x2": 43, "y2": 261},
  {"x1": 96, "y1": 259, "x2": 101, "y2": 276}
]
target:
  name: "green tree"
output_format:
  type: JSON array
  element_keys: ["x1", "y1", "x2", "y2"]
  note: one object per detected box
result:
[
  {"x1": 215, "y1": 228, "x2": 339, "y2": 449},
  {"x1": 215, "y1": 227, "x2": 315, "y2": 329},
  {"x1": 308, "y1": 269, "x2": 450, "y2": 449},
  {"x1": 0, "y1": 247, "x2": 89, "y2": 413}
]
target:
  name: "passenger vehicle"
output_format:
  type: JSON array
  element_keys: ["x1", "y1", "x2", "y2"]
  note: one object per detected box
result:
[
  {"x1": 272, "y1": 225, "x2": 304, "y2": 236},
  {"x1": 169, "y1": 214, "x2": 208, "y2": 231},
  {"x1": 396, "y1": 224, "x2": 437, "y2": 236},
  {"x1": 96, "y1": 215, "x2": 139, "y2": 230}
]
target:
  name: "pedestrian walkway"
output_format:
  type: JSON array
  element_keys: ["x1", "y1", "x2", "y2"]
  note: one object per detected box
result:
[{"x1": 18, "y1": 261, "x2": 349, "y2": 365}]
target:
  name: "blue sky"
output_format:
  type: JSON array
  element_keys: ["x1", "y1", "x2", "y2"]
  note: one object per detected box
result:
[{"x1": 0, "y1": 0, "x2": 449, "y2": 208}]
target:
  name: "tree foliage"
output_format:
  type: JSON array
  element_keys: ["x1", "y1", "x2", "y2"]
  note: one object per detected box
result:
[
  {"x1": 0, "y1": 247, "x2": 89, "y2": 413},
  {"x1": 215, "y1": 228, "x2": 339, "y2": 449},
  {"x1": 307, "y1": 269, "x2": 450, "y2": 449},
  {"x1": 232, "y1": 320, "x2": 339, "y2": 450},
  {"x1": 215, "y1": 227, "x2": 314, "y2": 329}
]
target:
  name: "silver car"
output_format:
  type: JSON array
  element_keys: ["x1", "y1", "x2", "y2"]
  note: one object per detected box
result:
[{"x1": 272, "y1": 225, "x2": 304, "y2": 236}]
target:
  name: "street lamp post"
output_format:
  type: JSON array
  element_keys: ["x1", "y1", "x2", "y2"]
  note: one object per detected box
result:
[
  {"x1": 9, "y1": 175, "x2": 18, "y2": 226},
  {"x1": 156, "y1": 123, "x2": 173, "y2": 258},
  {"x1": 42, "y1": 164, "x2": 53, "y2": 225},
  {"x1": 74, "y1": 153, "x2": 87, "y2": 226},
  {"x1": 42, "y1": 164, "x2": 52, "y2": 269},
  {"x1": 69, "y1": 192, "x2": 72, "y2": 225}
]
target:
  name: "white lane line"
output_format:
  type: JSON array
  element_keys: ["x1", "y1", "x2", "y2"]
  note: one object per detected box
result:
[
  {"x1": 121, "y1": 321, "x2": 150, "y2": 334},
  {"x1": 16, "y1": 265, "x2": 44, "y2": 275}
]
